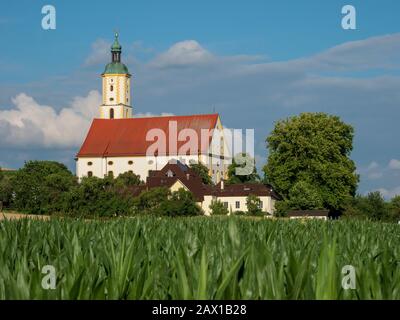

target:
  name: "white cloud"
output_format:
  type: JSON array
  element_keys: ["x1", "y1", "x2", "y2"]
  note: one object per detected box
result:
[
  {"x1": 149, "y1": 40, "x2": 214, "y2": 68},
  {"x1": 388, "y1": 159, "x2": 400, "y2": 170},
  {"x1": 368, "y1": 161, "x2": 379, "y2": 170},
  {"x1": 0, "y1": 91, "x2": 179, "y2": 149},
  {"x1": 0, "y1": 91, "x2": 101, "y2": 148},
  {"x1": 84, "y1": 39, "x2": 110, "y2": 67},
  {"x1": 376, "y1": 186, "x2": 400, "y2": 199}
]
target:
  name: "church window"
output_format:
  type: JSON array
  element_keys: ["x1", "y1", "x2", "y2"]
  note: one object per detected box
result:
[
  {"x1": 110, "y1": 85, "x2": 114, "y2": 92},
  {"x1": 110, "y1": 108, "x2": 114, "y2": 119},
  {"x1": 110, "y1": 98, "x2": 114, "y2": 102},
  {"x1": 128, "y1": 160, "x2": 133, "y2": 165},
  {"x1": 108, "y1": 161, "x2": 113, "y2": 165},
  {"x1": 87, "y1": 171, "x2": 93, "y2": 177},
  {"x1": 87, "y1": 161, "x2": 93, "y2": 166}
]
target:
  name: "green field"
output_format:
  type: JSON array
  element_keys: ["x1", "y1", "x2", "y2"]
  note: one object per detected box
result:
[{"x1": 0, "y1": 217, "x2": 399, "y2": 300}]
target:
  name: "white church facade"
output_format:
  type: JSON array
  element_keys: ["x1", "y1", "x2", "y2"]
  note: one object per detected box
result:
[{"x1": 76, "y1": 34, "x2": 230, "y2": 183}]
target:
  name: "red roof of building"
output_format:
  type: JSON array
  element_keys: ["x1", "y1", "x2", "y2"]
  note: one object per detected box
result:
[{"x1": 77, "y1": 114, "x2": 219, "y2": 157}]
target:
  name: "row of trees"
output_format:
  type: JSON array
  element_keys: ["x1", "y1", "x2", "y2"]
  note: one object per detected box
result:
[
  {"x1": 1, "y1": 112, "x2": 397, "y2": 221},
  {"x1": 0, "y1": 161, "x2": 265, "y2": 217},
  {"x1": 0, "y1": 161, "x2": 204, "y2": 217}
]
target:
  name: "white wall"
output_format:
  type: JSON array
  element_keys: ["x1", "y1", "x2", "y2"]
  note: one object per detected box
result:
[{"x1": 77, "y1": 154, "x2": 212, "y2": 181}]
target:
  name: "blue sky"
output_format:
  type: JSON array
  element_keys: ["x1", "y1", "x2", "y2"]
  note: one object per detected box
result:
[{"x1": 1, "y1": 0, "x2": 400, "y2": 197}]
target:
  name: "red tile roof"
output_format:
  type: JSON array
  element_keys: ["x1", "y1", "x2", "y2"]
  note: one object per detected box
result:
[
  {"x1": 77, "y1": 114, "x2": 219, "y2": 157},
  {"x1": 133, "y1": 161, "x2": 281, "y2": 202},
  {"x1": 146, "y1": 161, "x2": 212, "y2": 201}
]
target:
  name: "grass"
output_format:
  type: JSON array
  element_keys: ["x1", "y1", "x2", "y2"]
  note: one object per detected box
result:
[{"x1": 0, "y1": 216, "x2": 399, "y2": 300}]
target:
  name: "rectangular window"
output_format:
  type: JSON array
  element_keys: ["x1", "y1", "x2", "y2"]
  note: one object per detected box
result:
[
  {"x1": 223, "y1": 202, "x2": 228, "y2": 208},
  {"x1": 259, "y1": 201, "x2": 263, "y2": 209},
  {"x1": 235, "y1": 201, "x2": 240, "y2": 209}
]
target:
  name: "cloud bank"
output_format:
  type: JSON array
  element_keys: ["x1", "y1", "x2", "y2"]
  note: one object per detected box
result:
[{"x1": 2, "y1": 34, "x2": 400, "y2": 197}]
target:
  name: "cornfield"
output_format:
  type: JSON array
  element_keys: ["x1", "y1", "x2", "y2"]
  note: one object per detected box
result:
[{"x1": 0, "y1": 217, "x2": 399, "y2": 300}]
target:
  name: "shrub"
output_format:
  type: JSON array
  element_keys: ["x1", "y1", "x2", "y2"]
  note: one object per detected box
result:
[
  {"x1": 274, "y1": 200, "x2": 291, "y2": 217},
  {"x1": 156, "y1": 188, "x2": 203, "y2": 217},
  {"x1": 246, "y1": 194, "x2": 263, "y2": 216},
  {"x1": 114, "y1": 172, "x2": 144, "y2": 187},
  {"x1": 209, "y1": 199, "x2": 229, "y2": 216},
  {"x1": 12, "y1": 161, "x2": 76, "y2": 214},
  {"x1": 61, "y1": 176, "x2": 133, "y2": 217},
  {"x1": 0, "y1": 174, "x2": 13, "y2": 209},
  {"x1": 131, "y1": 187, "x2": 170, "y2": 214},
  {"x1": 389, "y1": 195, "x2": 400, "y2": 222}
]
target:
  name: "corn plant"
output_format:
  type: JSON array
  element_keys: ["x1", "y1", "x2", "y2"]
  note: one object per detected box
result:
[{"x1": 0, "y1": 217, "x2": 399, "y2": 299}]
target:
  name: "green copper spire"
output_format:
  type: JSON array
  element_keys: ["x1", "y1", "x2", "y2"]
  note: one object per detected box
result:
[
  {"x1": 111, "y1": 32, "x2": 122, "y2": 52},
  {"x1": 102, "y1": 32, "x2": 130, "y2": 76}
]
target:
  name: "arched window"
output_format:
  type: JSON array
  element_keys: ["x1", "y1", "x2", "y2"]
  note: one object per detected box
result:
[
  {"x1": 110, "y1": 85, "x2": 114, "y2": 92},
  {"x1": 88, "y1": 171, "x2": 93, "y2": 177},
  {"x1": 110, "y1": 108, "x2": 114, "y2": 119}
]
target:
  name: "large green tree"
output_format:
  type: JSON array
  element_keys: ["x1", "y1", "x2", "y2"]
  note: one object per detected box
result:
[
  {"x1": 13, "y1": 161, "x2": 77, "y2": 214},
  {"x1": 263, "y1": 113, "x2": 359, "y2": 211},
  {"x1": 227, "y1": 153, "x2": 260, "y2": 185}
]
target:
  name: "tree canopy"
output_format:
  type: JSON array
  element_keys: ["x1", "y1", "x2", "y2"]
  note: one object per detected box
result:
[
  {"x1": 12, "y1": 161, "x2": 76, "y2": 214},
  {"x1": 227, "y1": 153, "x2": 260, "y2": 185},
  {"x1": 263, "y1": 112, "x2": 359, "y2": 211},
  {"x1": 189, "y1": 162, "x2": 213, "y2": 185}
]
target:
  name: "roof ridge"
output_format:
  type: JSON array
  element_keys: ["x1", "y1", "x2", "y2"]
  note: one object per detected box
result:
[{"x1": 93, "y1": 113, "x2": 219, "y2": 121}]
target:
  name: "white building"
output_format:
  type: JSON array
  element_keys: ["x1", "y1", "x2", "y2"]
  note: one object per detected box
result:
[
  {"x1": 76, "y1": 34, "x2": 230, "y2": 183},
  {"x1": 138, "y1": 161, "x2": 280, "y2": 215}
]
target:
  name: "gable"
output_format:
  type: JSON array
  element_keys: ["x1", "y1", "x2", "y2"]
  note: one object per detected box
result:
[{"x1": 170, "y1": 180, "x2": 189, "y2": 192}]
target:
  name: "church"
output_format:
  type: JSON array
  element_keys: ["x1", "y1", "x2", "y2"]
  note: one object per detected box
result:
[{"x1": 76, "y1": 34, "x2": 230, "y2": 183}]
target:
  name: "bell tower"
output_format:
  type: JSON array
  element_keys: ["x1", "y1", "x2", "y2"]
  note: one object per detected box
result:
[{"x1": 100, "y1": 33, "x2": 133, "y2": 119}]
